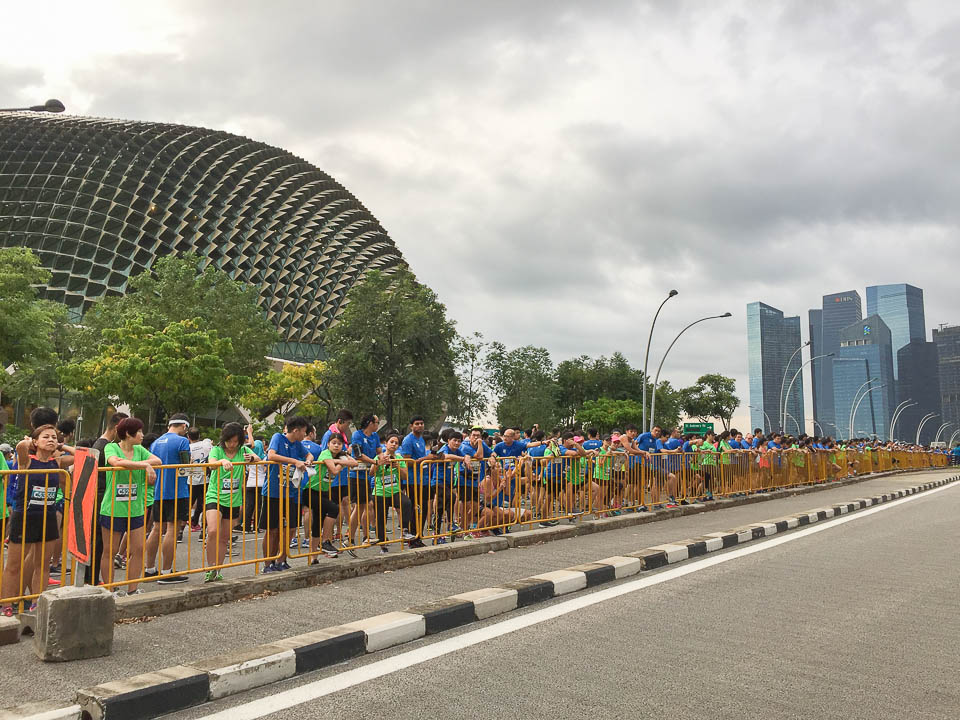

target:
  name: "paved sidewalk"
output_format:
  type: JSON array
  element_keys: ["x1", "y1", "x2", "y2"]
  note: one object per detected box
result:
[{"x1": 0, "y1": 469, "x2": 953, "y2": 708}]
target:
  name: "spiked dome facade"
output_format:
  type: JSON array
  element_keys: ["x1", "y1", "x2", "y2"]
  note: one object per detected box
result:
[{"x1": 0, "y1": 113, "x2": 406, "y2": 361}]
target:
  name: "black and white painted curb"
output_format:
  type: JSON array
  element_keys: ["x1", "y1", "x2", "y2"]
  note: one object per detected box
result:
[{"x1": 4, "y1": 475, "x2": 957, "y2": 720}]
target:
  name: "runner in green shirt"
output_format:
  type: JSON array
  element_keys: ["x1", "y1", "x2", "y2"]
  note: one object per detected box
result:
[
  {"x1": 371, "y1": 433, "x2": 416, "y2": 552},
  {"x1": 306, "y1": 434, "x2": 357, "y2": 560},
  {"x1": 204, "y1": 422, "x2": 261, "y2": 580},
  {"x1": 0, "y1": 450, "x2": 9, "y2": 520},
  {"x1": 101, "y1": 418, "x2": 161, "y2": 595},
  {"x1": 699, "y1": 431, "x2": 718, "y2": 500}
]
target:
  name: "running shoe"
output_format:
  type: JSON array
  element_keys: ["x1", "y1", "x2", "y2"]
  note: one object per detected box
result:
[
  {"x1": 114, "y1": 554, "x2": 126, "y2": 569},
  {"x1": 113, "y1": 590, "x2": 128, "y2": 598},
  {"x1": 489, "y1": 528, "x2": 503, "y2": 536},
  {"x1": 339, "y1": 540, "x2": 358, "y2": 558},
  {"x1": 143, "y1": 569, "x2": 159, "y2": 579},
  {"x1": 434, "y1": 537, "x2": 447, "y2": 545},
  {"x1": 128, "y1": 588, "x2": 144, "y2": 595},
  {"x1": 379, "y1": 546, "x2": 389, "y2": 555},
  {"x1": 203, "y1": 570, "x2": 217, "y2": 583},
  {"x1": 450, "y1": 523, "x2": 463, "y2": 534},
  {"x1": 277, "y1": 561, "x2": 292, "y2": 570},
  {"x1": 638, "y1": 505, "x2": 649, "y2": 513},
  {"x1": 49, "y1": 564, "x2": 62, "y2": 575},
  {"x1": 407, "y1": 538, "x2": 426, "y2": 549},
  {"x1": 321, "y1": 540, "x2": 339, "y2": 558},
  {"x1": 401, "y1": 530, "x2": 416, "y2": 541},
  {"x1": 261, "y1": 563, "x2": 279, "y2": 574},
  {"x1": 300, "y1": 538, "x2": 311, "y2": 549},
  {"x1": 191, "y1": 524, "x2": 201, "y2": 532},
  {"x1": 1, "y1": 606, "x2": 14, "y2": 618},
  {"x1": 157, "y1": 573, "x2": 188, "y2": 585},
  {"x1": 288, "y1": 536, "x2": 299, "y2": 549},
  {"x1": 28, "y1": 602, "x2": 37, "y2": 612}
]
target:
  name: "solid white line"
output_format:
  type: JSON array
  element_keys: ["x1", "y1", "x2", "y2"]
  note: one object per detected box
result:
[{"x1": 194, "y1": 480, "x2": 957, "y2": 720}]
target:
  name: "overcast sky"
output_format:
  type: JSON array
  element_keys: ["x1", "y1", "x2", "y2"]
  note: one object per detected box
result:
[{"x1": 4, "y1": 1, "x2": 958, "y2": 431}]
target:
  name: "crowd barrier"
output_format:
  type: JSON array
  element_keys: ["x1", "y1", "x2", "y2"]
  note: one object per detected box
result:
[{"x1": 0, "y1": 449, "x2": 948, "y2": 608}]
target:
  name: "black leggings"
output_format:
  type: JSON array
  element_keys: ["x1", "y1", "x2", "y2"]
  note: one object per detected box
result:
[
  {"x1": 190, "y1": 484, "x2": 207, "y2": 525},
  {"x1": 374, "y1": 492, "x2": 413, "y2": 543},
  {"x1": 243, "y1": 487, "x2": 258, "y2": 529},
  {"x1": 432, "y1": 486, "x2": 455, "y2": 533}
]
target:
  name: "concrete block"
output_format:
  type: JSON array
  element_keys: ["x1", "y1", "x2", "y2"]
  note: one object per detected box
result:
[
  {"x1": 594, "y1": 556, "x2": 643, "y2": 579},
  {"x1": 626, "y1": 548, "x2": 668, "y2": 570},
  {"x1": 565, "y1": 562, "x2": 616, "y2": 587},
  {"x1": 693, "y1": 536, "x2": 723, "y2": 553},
  {"x1": 271, "y1": 626, "x2": 366, "y2": 674},
  {"x1": 503, "y1": 525, "x2": 578, "y2": 547},
  {"x1": 682, "y1": 539, "x2": 708, "y2": 557},
  {"x1": 77, "y1": 665, "x2": 209, "y2": 720},
  {"x1": 500, "y1": 578, "x2": 554, "y2": 607},
  {"x1": 749, "y1": 522, "x2": 777, "y2": 537},
  {"x1": 342, "y1": 611, "x2": 425, "y2": 652},
  {"x1": 0, "y1": 616, "x2": 20, "y2": 646},
  {"x1": 647, "y1": 543, "x2": 689, "y2": 563},
  {"x1": 0, "y1": 701, "x2": 82, "y2": 719},
  {"x1": 191, "y1": 644, "x2": 296, "y2": 700},
  {"x1": 34, "y1": 585, "x2": 114, "y2": 662},
  {"x1": 704, "y1": 531, "x2": 740, "y2": 548},
  {"x1": 449, "y1": 587, "x2": 518, "y2": 620},
  {"x1": 405, "y1": 598, "x2": 475, "y2": 634},
  {"x1": 530, "y1": 569, "x2": 587, "y2": 595}
]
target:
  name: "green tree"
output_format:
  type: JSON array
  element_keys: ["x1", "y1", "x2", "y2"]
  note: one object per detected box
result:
[
  {"x1": 242, "y1": 361, "x2": 335, "y2": 423},
  {"x1": 323, "y1": 268, "x2": 458, "y2": 428},
  {"x1": 648, "y1": 380, "x2": 683, "y2": 430},
  {"x1": 448, "y1": 332, "x2": 488, "y2": 426},
  {"x1": 680, "y1": 373, "x2": 740, "y2": 431},
  {"x1": 81, "y1": 254, "x2": 277, "y2": 378},
  {"x1": 0, "y1": 247, "x2": 57, "y2": 369},
  {"x1": 556, "y1": 352, "x2": 646, "y2": 424},
  {"x1": 60, "y1": 317, "x2": 251, "y2": 428},
  {"x1": 576, "y1": 397, "x2": 644, "y2": 432},
  {"x1": 484, "y1": 343, "x2": 559, "y2": 429}
]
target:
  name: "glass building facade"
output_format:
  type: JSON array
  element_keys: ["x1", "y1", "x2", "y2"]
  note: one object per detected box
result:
[
  {"x1": 932, "y1": 325, "x2": 960, "y2": 446},
  {"x1": 747, "y1": 301, "x2": 803, "y2": 434},
  {"x1": 0, "y1": 112, "x2": 406, "y2": 361},
  {"x1": 833, "y1": 315, "x2": 895, "y2": 439},
  {"x1": 809, "y1": 290, "x2": 862, "y2": 437},
  {"x1": 865, "y1": 284, "x2": 925, "y2": 380},
  {"x1": 895, "y1": 340, "x2": 940, "y2": 443}
]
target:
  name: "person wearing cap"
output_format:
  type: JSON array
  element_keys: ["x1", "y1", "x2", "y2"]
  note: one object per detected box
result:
[{"x1": 143, "y1": 413, "x2": 192, "y2": 584}]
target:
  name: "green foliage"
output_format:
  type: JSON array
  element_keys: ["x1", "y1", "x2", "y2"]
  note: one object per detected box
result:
[
  {"x1": 556, "y1": 353, "x2": 646, "y2": 424},
  {"x1": 60, "y1": 317, "x2": 251, "y2": 428},
  {"x1": 448, "y1": 332, "x2": 488, "y2": 426},
  {"x1": 649, "y1": 380, "x2": 683, "y2": 430},
  {"x1": 576, "y1": 397, "x2": 644, "y2": 432},
  {"x1": 323, "y1": 268, "x2": 458, "y2": 428},
  {"x1": 1, "y1": 424, "x2": 30, "y2": 447},
  {"x1": 81, "y1": 254, "x2": 277, "y2": 378},
  {"x1": 0, "y1": 247, "x2": 58, "y2": 370},
  {"x1": 484, "y1": 343, "x2": 559, "y2": 429},
  {"x1": 241, "y1": 361, "x2": 334, "y2": 423},
  {"x1": 680, "y1": 373, "x2": 740, "y2": 431}
]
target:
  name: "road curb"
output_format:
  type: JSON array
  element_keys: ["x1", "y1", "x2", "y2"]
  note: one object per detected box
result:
[{"x1": 7, "y1": 473, "x2": 957, "y2": 720}]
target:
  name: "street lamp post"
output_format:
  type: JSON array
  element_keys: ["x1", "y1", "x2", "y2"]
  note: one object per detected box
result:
[
  {"x1": 888, "y1": 399, "x2": 917, "y2": 441},
  {"x1": 782, "y1": 353, "x2": 834, "y2": 431},
  {"x1": 846, "y1": 377, "x2": 880, "y2": 440},
  {"x1": 779, "y1": 341, "x2": 810, "y2": 432},
  {"x1": 915, "y1": 413, "x2": 938, "y2": 446},
  {"x1": 0, "y1": 99, "x2": 65, "y2": 113},
  {"x1": 648, "y1": 312, "x2": 732, "y2": 430},
  {"x1": 642, "y1": 289, "x2": 678, "y2": 432},
  {"x1": 948, "y1": 429, "x2": 960, "y2": 447},
  {"x1": 748, "y1": 405, "x2": 772, "y2": 434},
  {"x1": 783, "y1": 412, "x2": 801, "y2": 435},
  {"x1": 849, "y1": 383, "x2": 887, "y2": 439},
  {"x1": 934, "y1": 422, "x2": 953, "y2": 444},
  {"x1": 807, "y1": 418, "x2": 823, "y2": 435}
]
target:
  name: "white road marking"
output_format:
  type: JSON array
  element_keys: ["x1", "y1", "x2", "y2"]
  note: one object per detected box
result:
[{"x1": 194, "y1": 481, "x2": 958, "y2": 720}]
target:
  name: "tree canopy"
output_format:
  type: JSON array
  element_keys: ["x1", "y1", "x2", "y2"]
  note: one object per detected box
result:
[{"x1": 680, "y1": 373, "x2": 740, "y2": 431}]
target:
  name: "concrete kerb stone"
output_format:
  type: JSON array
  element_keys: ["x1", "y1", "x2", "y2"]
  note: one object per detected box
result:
[
  {"x1": 270, "y1": 626, "x2": 366, "y2": 674},
  {"x1": 189, "y1": 644, "x2": 296, "y2": 700},
  {"x1": 448, "y1": 587, "x2": 519, "y2": 620},
  {"x1": 626, "y1": 548, "x2": 668, "y2": 570},
  {"x1": 593, "y1": 556, "x2": 643, "y2": 579},
  {"x1": 341, "y1": 611, "x2": 426, "y2": 653},
  {"x1": 529, "y1": 569, "x2": 588, "y2": 596},
  {"x1": 565, "y1": 562, "x2": 617, "y2": 587},
  {"x1": 647, "y1": 543, "x2": 689, "y2": 563},
  {"x1": 0, "y1": 701, "x2": 82, "y2": 720},
  {"x1": 76, "y1": 665, "x2": 209, "y2": 720},
  {"x1": 404, "y1": 598, "x2": 476, "y2": 634},
  {"x1": 0, "y1": 616, "x2": 21, "y2": 646},
  {"x1": 500, "y1": 577, "x2": 554, "y2": 607}
]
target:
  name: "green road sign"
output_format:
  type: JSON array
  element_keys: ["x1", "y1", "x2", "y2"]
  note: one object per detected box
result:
[{"x1": 683, "y1": 422, "x2": 714, "y2": 435}]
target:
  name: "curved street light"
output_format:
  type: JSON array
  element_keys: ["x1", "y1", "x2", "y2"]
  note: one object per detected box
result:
[
  {"x1": 0, "y1": 98, "x2": 65, "y2": 113},
  {"x1": 915, "y1": 413, "x2": 938, "y2": 446},
  {"x1": 642, "y1": 289, "x2": 678, "y2": 431},
  {"x1": 779, "y1": 341, "x2": 810, "y2": 433},
  {"x1": 846, "y1": 377, "x2": 880, "y2": 440},
  {"x1": 782, "y1": 353, "x2": 834, "y2": 431},
  {"x1": 807, "y1": 418, "x2": 824, "y2": 436},
  {"x1": 648, "y1": 312, "x2": 732, "y2": 430},
  {"x1": 748, "y1": 404, "x2": 772, "y2": 434},
  {"x1": 888, "y1": 399, "x2": 917, "y2": 441},
  {"x1": 783, "y1": 412, "x2": 801, "y2": 435},
  {"x1": 934, "y1": 422, "x2": 953, "y2": 444},
  {"x1": 849, "y1": 383, "x2": 886, "y2": 439},
  {"x1": 948, "y1": 429, "x2": 960, "y2": 447}
]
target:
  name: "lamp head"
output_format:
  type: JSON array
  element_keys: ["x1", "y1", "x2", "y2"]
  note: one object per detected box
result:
[{"x1": 668, "y1": 289, "x2": 679, "y2": 297}]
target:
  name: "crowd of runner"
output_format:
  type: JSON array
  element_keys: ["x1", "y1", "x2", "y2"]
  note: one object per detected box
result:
[{"x1": 1, "y1": 404, "x2": 956, "y2": 614}]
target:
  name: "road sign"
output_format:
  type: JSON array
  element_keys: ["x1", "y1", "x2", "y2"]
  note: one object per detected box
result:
[
  {"x1": 67, "y1": 448, "x2": 98, "y2": 565},
  {"x1": 682, "y1": 422, "x2": 714, "y2": 435}
]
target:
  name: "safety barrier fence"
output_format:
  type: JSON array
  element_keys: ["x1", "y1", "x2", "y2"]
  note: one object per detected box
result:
[{"x1": 0, "y1": 449, "x2": 948, "y2": 608}]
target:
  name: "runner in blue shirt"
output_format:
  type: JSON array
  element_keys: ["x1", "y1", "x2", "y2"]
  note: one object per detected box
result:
[
  {"x1": 346, "y1": 415, "x2": 380, "y2": 547},
  {"x1": 400, "y1": 416, "x2": 429, "y2": 537},
  {"x1": 458, "y1": 427, "x2": 494, "y2": 537},
  {"x1": 260, "y1": 417, "x2": 312, "y2": 573},
  {"x1": 657, "y1": 427, "x2": 682, "y2": 506},
  {"x1": 299, "y1": 426, "x2": 324, "y2": 552},
  {"x1": 144, "y1": 413, "x2": 191, "y2": 584},
  {"x1": 430, "y1": 430, "x2": 467, "y2": 539}
]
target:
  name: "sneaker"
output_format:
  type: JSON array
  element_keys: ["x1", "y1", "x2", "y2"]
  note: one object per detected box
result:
[
  {"x1": 1, "y1": 606, "x2": 14, "y2": 617},
  {"x1": 157, "y1": 573, "x2": 188, "y2": 585},
  {"x1": 289, "y1": 537, "x2": 299, "y2": 549},
  {"x1": 434, "y1": 537, "x2": 447, "y2": 545},
  {"x1": 408, "y1": 538, "x2": 426, "y2": 549},
  {"x1": 639, "y1": 505, "x2": 649, "y2": 513},
  {"x1": 571, "y1": 507, "x2": 583, "y2": 515},
  {"x1": 379, "y1": 546, "x2": 389, "y2": 555},
  {"x1": 339, "y1": 540, "x2": 358, "y2": 558},
  {"x1": 450, "y1": 523, "x2": 463, "y2": 534},
  {"x1": 113, "y1": 590, "x2": 128, "y2": 598},
  {"x1": 49, "y1": 564, "x2": 62, "y2": 575},
  {"x1": 362, "y1": 536, "x2": 376, "y2": 545},
  {"x1": 191, "y1": 524, "x2": 201, "y2": 532},
  {"x1": 114, "y1": 554, "x2": 126, "y2": 569},
  {"x1": 321, "y1": 540, "x2": 339, "y2": 558},
  {"x1": 28, "y1": 602, "x2": 37, "y2": 612},
  {"x1": 462, "y1": 532, "x2": 476, "y2": 540},
  {"x1": 277, "y1": 561, "x2": 292, "y2": 570},
  {"x1": 203, "y1": 570, "x2": 218, "y2": 583},
  {"x1": 489, "y1": 527, "x2": 503, "y2": 536},
  {"x1": 680, "y1": 499, "x2": 691, "y2": 505},
  {"x1": 401, "y1": 530, "x2": 416, "y2": 541},
  {"x1": 176, "y1": 532, "x2": 184, "y2": 544},
  {"x1": 128, "y1": 588, "x2": 144, "y2": 595},
  {"x1": 47, "y1": 577, "x2": 61, "y2": 586},
  {"x1": 144, "y1": 569, "x2": 159, "y2": 579},
  {"x1": 300, "y1": 538, "x2": 310, "y2": 549},
  {"x1": 262, "y1": 562, "x2": 279, "y2": 574}
]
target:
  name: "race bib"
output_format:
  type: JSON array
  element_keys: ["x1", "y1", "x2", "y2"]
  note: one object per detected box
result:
[
  {"x1": 223, "y1": 478, "x2": 241, "y2": 491},
  {"x1": 29, "y1": 485, "x2": 58, "y2": 506},
  {"x1": 502, "y1": 458, "x2": 515, "y2": 470},
  {"x1": 381, "y1": 471, "x2": 397, "y2": 489},
  {"x1": 114, "y1": 483, "x2": 138, "y2": 503},
  {"x1": 469, "y1": 461, "x2": 481, "y2": 473}
]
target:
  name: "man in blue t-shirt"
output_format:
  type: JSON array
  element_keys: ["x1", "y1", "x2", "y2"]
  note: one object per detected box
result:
[
  {"x1": 400, "y1": 416, "x2": 429, "y2": 536},
  {"x1": 261, "y1": 416, "x2": 312, "y2": 572},
  {"x1": 319, "y1": 410, "x2": 354, "y2": 535},
  {"x1": 581, "y1": 428, "x2": 603, "y2": 453},
  {"x1": 143, "y1": 413, "x2": 191, "y2": 583},
  {"x1": 459, "y1": 427, "x2": 494, "y2": 536},
  {"x1": 299, "y1": 426, "x2": 324, "y2": 552},
  {"x1": 430, "y1": 430, "x2": 467, "y2": 537},
  {"x1": 346, "y1": 414, "x2": 381, "y2": 546},
  {"x1": 656, "y1": 427, "x2": 683, "y2": 506}
]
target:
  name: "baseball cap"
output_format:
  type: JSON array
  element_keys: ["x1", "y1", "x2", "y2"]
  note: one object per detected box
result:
[{"x1": 610, "y1": 433, "x2": 621, "y2": 442}]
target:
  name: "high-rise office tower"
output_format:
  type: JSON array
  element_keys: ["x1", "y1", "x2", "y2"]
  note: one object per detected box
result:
[
  {"x1": 809, "y1": 291, "x2": 862, "y2": 437},
  {"x1": 865, "y1": 284, "x2": 925, "y2": 380},
  {"x1": 833, "y1": 315, "x2": 896, "y2": 439},
  {"x1": 747, "y1": 302, "x2": 804, "y2": 434},
  {"x1": 932, "y1": 325, "x2": 960, "y2": 447},
  {"x1": 894, "y1": 340, "x2": 940, "y2": 443}
]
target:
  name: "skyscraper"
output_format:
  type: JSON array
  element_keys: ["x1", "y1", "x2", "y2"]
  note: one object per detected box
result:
[
  {"x1": 895, "y1": 340, "x2": 940, "y2": 443},
  {"x1": 747, "y1": 302, "x2": 804, "y2": 434},
  {"x1": 865, "y1": 284, "x2": 925, "y2": 379},
  {"x1": 932, "y1": 325, "x2": 960, "y2": 447},
  {"x1": 833, "y1": 315, "x2": 895, "y2": 439},
  {"x1": 809, "y1": 291, "x2": 862, "y2": 437}
]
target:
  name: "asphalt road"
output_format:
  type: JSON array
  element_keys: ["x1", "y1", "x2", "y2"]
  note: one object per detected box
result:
[
  {"x1": 0, "y1": 469, "x2": 955, "y2": 713},
  {"x1": 174, "y1": 471, "x2": 960, "y2": 720}
]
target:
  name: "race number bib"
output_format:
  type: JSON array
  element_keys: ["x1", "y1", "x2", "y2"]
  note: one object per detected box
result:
[
  {"x1": 29, "y1": 485, "x2": 58, "y2": 507},
  {"x1": 223, "y1": 477, "x2": 241, "y2": 491},
  {"x1": 381, "y1": 470, "x2": 398, "y2": 489},
  {"x1": 114, "y1": 483, "x2": 138, "y2": 503}
]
